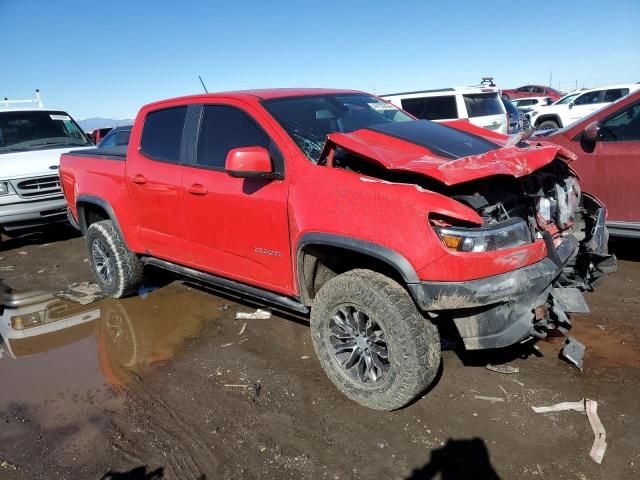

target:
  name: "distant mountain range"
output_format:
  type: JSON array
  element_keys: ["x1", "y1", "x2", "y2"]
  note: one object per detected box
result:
[{"x1": 78, "y1": 117, "x2": 134, "y2": 132}]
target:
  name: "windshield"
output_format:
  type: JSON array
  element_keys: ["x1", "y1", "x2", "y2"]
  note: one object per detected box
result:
[
  {"x1": 0, "y1": 110, "x2": 90, "y2": 153},
  {"x1": 462, "y1": 93, "x2": 504, "y2": 118},
  {"x1": 554, "y1": 93, "x2": 580, "y2": 105},
  {"x1": 262, "y1": 93, "x2": 412, "y2": 162}
]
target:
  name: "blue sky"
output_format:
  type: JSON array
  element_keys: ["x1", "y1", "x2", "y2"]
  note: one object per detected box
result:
[{"x1": 1, "y1": 0, "x2": 639, "y2": 119}]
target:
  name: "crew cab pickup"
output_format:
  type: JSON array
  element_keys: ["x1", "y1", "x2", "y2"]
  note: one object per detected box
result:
[{"x1": 60, "y1": 89, "x2": 615, "y2": 410}]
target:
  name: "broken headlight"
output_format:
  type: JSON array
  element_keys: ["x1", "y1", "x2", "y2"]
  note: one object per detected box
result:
[{"x1": 433, "y1": 218, "x2": 532, "y2": 252}]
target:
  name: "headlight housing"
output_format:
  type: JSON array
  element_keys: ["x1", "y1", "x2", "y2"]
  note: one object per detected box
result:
[
  {"x1": 433, "y1": 218, "x2": 532, "y2": 252},
  {"x1": 10, "y1": 310, "x2": 45, "y2": 330},
  {"x1": 0, "y1": 181, "x2": 10, "y2": 195}
]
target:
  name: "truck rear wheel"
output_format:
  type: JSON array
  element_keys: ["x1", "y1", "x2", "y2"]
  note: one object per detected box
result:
[
  {"x1": 86, "y1": 220, "x2": 143, "y2": 298},
  {"x1": 310, "y1": 269, "x2": 440, "y2": 410}
]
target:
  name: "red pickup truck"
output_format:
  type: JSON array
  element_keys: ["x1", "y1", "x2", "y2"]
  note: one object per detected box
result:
[{"x1": 60, "y1": 89, "x2": 614, "y2": 410}]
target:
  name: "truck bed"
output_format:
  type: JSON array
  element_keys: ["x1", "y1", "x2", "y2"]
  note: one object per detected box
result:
[{"x1": 63, "y1": 146, "x2": 127, "y2": 161}]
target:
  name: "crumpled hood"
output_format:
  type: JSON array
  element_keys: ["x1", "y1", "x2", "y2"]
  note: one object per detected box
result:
[
  {"x1": 0, "y1": 146, "x2": 89, "y2": 180},
  {"x1": 324, "y1": 120, "x2": 576, "y2": 186}
]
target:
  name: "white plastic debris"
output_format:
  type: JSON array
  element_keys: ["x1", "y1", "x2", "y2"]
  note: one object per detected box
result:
[
  {"x1": 473, "y1": 395, "x2": 504, "y2": 403},
  {"x1": 532, "y1": 398, "x2": 607, "y2": 464},
  {"x1": 235, "y1": 308, "x2": 272, "y2": 320},
  {"x1": 238, "y1": 322, "x2": 247, "y2": 335},
  {"x1": 486, "y1": 364, "x2": 519, "y2": 374},
  {"x1": 55, "y1": 282, "x2": 104, "y2": 305}
]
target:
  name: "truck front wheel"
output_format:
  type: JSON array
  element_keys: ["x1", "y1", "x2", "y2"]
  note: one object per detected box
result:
[
  {"x1": 310, "y1": 269, "x2": 440, "y2": 410},
  {"x1": 86, "y1": 220, "x2": 143, "y2": 298}
]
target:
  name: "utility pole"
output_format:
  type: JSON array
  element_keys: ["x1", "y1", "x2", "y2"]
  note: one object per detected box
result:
[{"x1": 549, "y1": 71, "x2": 552, "y2": 87}]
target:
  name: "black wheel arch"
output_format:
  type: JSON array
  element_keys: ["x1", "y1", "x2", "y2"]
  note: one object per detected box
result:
[
  {"x1": 76, "y1": 195, "x2": 129, "y2": 250},
  {"x1": 535, "y1": 114, "x2": 563, "y2": 128},
  {"x1": 296, "y1": 233, "x2": 420, "y2": 306}
]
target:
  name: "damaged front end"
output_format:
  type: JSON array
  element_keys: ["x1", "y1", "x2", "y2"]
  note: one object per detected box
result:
[{"x1": 415, "y1": 158, "x2": 616, "y2": 350}]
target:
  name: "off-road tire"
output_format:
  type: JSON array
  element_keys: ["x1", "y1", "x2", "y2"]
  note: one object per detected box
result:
[
  {"x1": 537, "y1": 119, "x2": 559, "y2": 130},
  {"x1": 310, "y1": 269, "x2": 440, "y2": 410},
  {"x1": 86, "y1": 220, "x2": 143, "y2": 298}
]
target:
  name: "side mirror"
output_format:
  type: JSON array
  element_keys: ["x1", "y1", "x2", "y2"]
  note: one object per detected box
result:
[
  {"x1": 225, "y1": 146, "x2": 276, "y2": 179},
  {"x1": 583, "y1": 121, "x2": 600, "y2": 142},
  {"x1": 568, "y1": 101, "x2": 574, "y2": 110}
]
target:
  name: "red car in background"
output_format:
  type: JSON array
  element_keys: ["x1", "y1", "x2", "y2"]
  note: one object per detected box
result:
[
  {"x1": 539, "y1": 90, "x2": 640, "y2": 237},
  {"x1": 502, "y1": 85, "x2": 562, "y2": 101}
]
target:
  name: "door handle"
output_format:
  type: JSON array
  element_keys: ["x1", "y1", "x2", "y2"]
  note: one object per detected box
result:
[
  {"x1": 187, "y1": 183, "x2": 208, "y2": 195},
  {"x1": 132, "y1": 174, "x2": 147, "y2": 185}
]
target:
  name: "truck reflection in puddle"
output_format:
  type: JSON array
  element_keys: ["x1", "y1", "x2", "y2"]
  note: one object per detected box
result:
[{"x1": 0, "y1": 282, "x2": 222, "y2": 389}]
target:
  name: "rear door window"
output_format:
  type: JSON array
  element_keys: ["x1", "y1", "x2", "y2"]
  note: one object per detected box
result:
[
  {"x1": 574, "y1": 91, "x2": 605, "y2": 106},
  {"x1": 603, "y1": 88, "x2": 629, "y2": 103},
  {"x1": 117, "y1": 130, "x2": 131, "y2": 146},
  {"x1": 140, "y1": 106, "x2": 187, "y2": 162},
  {"x1": 196, "y1": 105, "x2": 272, "y2": 169},
  {"x1": 462, "y1": 93, "x2": 504, "y2": 117},
  {"x1": 400, "y1": 96, "x2": 458, "y2": 120}
]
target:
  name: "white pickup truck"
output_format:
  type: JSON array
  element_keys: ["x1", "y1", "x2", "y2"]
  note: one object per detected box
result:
[{"x1": 0, "y1": 93, "x2": 91, "y2": 237}]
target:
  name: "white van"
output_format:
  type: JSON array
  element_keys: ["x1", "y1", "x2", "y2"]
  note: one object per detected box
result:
[
  {"x1": 381, "y1": 86, "x2": 508, "y2": 134},
  {"x1": 0, "y1": 91, "x2": 91, "y2": 237}
]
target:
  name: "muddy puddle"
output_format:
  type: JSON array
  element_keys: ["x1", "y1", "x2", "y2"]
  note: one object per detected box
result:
[{"x1": 0, "y1": 282, "x2": 231, "y2": 459}]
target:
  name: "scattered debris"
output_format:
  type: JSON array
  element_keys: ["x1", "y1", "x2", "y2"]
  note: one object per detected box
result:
[
  {"x1": 0, "y1": 459, "x2": 17, "y2": 470},
  {"x1": 235, "y1": 308, "x2": 272, "y2": 320},
  {"x1": 596, "y1": 325, "x2": 606, "y2": 330},
  {"x1": 37, "y1": 269, "x2": 45, "y2": 274},
  {"x1": 216, "y1": 304, "x2": 231, "y2": 311},
  {"x1": 0, "y1": 266, "x2": 14, "y2": 271},
  {"x1": 560, "y1": 336, "x2": 586, "y2": 370},
  {"x1": 622, "y1": 298, "x2": 640, "y2": 304},
  {"x1": 253, "y1": 382, "x2": 262, "y2": 397},
  {"x1": 498, "y1": 385, "x2": 508, "y2": 396},
  {"x1": 18, "y1": 251, "x2": 28, "y2": 255},
  {"x1": 300, "y1": 355, "x2": 310, "y2": 360},
  {"x1": 220, "y1": 342, "x2": 234, "y2": 348},
  {"x1": 486, "y1": 364, "x2": 519, "y2": 374},
  {"x1": 55, "y1": 282, "x2": 104, "y2": 305},
  {"x1": 224, "y1": 384, "x2": 249, "y2": 388},
  {"x1": 473, "y1": 395, "x2": 505, "y2": 403},
  {"x1": 532, "y1": 398, "x2": 606, "y2": 464},
  {"x1": 238, "y1": 322, "x2": 247, "y2": 335}
]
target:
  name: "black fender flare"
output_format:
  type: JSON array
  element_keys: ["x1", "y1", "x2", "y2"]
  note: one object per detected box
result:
[
  {"x1": 535, "y1": 114, "x2": 563, "y2": 128},
  {"x1": 296, "y1": 232, "x2": 420, "y2": 304},
  {"x1": 76, "y1": 194, "x2": 129, "y2": 249}
]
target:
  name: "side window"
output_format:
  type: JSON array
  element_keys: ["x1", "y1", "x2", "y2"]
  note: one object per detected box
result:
[
  {"x1": 401, "y1": 96, "x2": 458, "y2": 120},
  {"x1": 574, "y1": 91, "x2": 603, "y2": 106},
  {"x1": 140, "y1": 106, "x2": 187, "y2": 162},
  {"x1": 99, "y1": 132, "x2": 117, "y2": 148},
  {"x1": 196, "y1": 105, "x2": 272, "y2": 169},
  {"x1": 516, "y1": 87, "x2": 530, "y2": 93},
  {"x1": 531, "y1": 86, "x2": 544, "y2": 94},
  {"x1": 603, "y1": 89, "x2": 629, "y2": 103},
  {"x1": 600, "y1": 101, "x2": 640, "y2": 142},
  {"x1": 116, "y1": 130, "x2": 131, "y2": 146}
]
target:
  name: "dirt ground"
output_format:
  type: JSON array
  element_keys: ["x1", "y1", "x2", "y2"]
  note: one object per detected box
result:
[{"x1": 1, "y1": 226, "x2": 639, "y2": 480}]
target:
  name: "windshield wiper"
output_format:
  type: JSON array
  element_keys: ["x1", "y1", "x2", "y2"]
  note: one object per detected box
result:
[
  {"x1": 0, "y1": 146, "x2": 30, "y2": 153},
  {"x1": 29, "y1": 141, "x2": 82, "y2": 148}
]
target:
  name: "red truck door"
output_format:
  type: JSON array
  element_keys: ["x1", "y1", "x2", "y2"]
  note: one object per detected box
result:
[
  {"x1": 181, "y1": 102, "x2": 293, "y2": 294},
  {"x1": 126, "y1": 106, "x2": 194, "y2": 263},
  {"x1": 588, "y1": 99, "x2": 640, "y2": 223}
]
